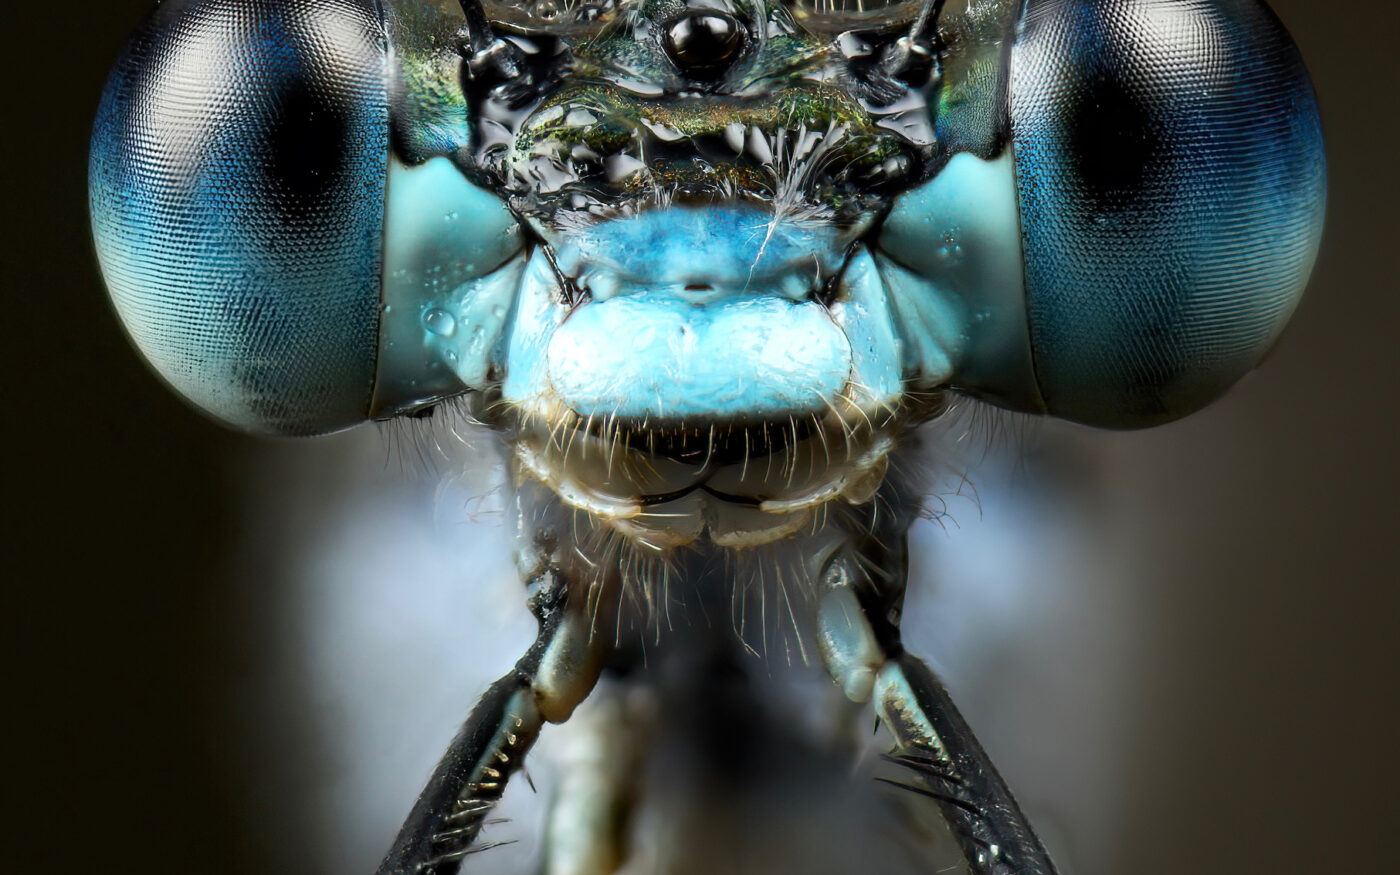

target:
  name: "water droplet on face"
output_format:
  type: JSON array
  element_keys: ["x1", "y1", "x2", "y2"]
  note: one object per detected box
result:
[
  {"x1": 424, "y1": 308, "x2": 458, "y2": 337},
  {"x1": 937, "y1": 231, "x2": 963, "y2": 263}
]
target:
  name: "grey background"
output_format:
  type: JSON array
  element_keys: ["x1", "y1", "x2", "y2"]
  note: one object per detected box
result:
[{"x1": 4, "y1": 0, "x2": 1396, "y2": 872}]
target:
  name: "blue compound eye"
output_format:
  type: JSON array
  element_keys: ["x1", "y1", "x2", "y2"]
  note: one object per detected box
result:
[
  {"x1": 1007, "y1": 0, "x2": 1326, "y2": 427},
  {"x1": 91, "y1": 0, "x2": 391, "y2": 435},
  {"x1": 93, "y1": 0, "x2": 1326, "y2": 436}
]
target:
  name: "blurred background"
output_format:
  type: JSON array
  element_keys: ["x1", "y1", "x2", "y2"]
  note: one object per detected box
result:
[{"x1": 4, "y1": 1, "x2": 1396, "y2": 872}]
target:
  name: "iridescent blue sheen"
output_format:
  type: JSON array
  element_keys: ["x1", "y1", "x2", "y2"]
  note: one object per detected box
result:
[
  {"x1": 89, "y1": 0, "x2": 388, "y2": 434},
  {"x1": 90, "y1": 0, "x2": 1328, "y2": 435},
  {"x1": 1009, "y1": 0, "x2": 1326, "y2": 427}
]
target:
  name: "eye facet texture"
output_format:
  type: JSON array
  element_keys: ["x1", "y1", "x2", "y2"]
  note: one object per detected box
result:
[
  {"x1": 1010, "y1": 0, "x2": 1326, "y2": 427},
  {"x1": 91, "y1": 0, "x2": 1327, "y2": 435},
  {"x1": 90, "y1": 0, "x2": 389, "y2": 435}
]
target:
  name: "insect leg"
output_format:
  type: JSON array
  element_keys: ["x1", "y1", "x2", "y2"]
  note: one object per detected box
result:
[
  {"x1": 542, "y1": 680, "x2": 646, "y2": 875},
  {"x1": 816, "y1": 559, "x2": 1059, "y2": 875},
  {"x1": 378, "y1": 573, "x2": 608, "y2": 875}
]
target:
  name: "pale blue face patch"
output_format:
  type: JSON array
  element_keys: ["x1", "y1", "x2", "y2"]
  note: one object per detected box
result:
[
  {"x1": 371, "y1": 159, "x2": 1044, "y2": 427},
  {"x1": 373, "y1": 156, "x2": 524, "y2": 416},
  {"x1": 877, "y1": 151, "x2": 1041, "y2": 412},
  {"x1": 548, "y1": 205, "x2": 860, "y2": 304},
  {"x1": 504, "y1": 205, "x2": 873, "y2": 422},
  {"x1": 546, "y1": 292, "x2": 853, "y2": 420},
  {"x1": 499, "y1": 204, "x2": 911, "y2": 422}
]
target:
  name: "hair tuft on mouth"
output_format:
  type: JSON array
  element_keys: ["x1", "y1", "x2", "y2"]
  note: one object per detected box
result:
[{"x1": 587, "y1": 417, "x2": 826, "y2": 468}]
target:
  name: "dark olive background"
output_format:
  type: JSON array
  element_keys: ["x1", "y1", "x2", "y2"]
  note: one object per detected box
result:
[{"x1": 4, "y1": 1, "x2": 1395, "y2": 872}]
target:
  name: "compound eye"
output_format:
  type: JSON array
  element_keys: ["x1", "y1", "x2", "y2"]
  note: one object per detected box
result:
[
  {"x1": 663, "y1": 11, "x2": 748, "y2": 80},
  {"x1": 90, "y1": 0, "x2": 389, "y2": 435},
  {"x1": 1008, "y1": 0, "x2": 1326, "y2": 427}
]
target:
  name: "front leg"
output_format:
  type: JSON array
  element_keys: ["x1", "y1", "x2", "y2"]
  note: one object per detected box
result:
[
  {"x1": 379, "y1": 573, "x2": 608, "y2": 875},
  {"x1": 816, "y1": 552, "x2": 1059, "y2": 875}
]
